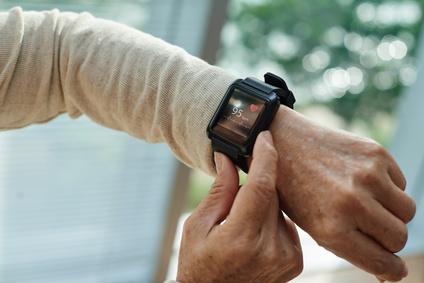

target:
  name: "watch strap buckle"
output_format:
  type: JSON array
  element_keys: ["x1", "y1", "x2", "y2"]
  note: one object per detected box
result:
[
  {"x1": 264, "y1": 72, "x2": 289, "y2": 90},
  {"x1": 264, "y1": 72, "x2": 296, "y2": 109}
]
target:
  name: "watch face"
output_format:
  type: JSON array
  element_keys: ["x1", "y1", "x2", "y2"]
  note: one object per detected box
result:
[{"x1": 212, "y1": 87, "x2": 266, "y2": 144}]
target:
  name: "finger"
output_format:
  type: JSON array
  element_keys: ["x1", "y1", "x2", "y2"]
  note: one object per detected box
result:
[
  {"x1": 386, "y1": 155, "x2": 407, "y2": 190},
  {"x1": 330, "y1": 230, "x2": 407, "y2": 282},
  {"x1": 284, "y1": 216, "x2": 302, "y2": 254},
  {"x1": 375, "y1": 178, "x2": 416, "y2": 224},
  {"x1": 356, "y1": 198, "x2": 408, "y2": 253},
  {"x1": 229, "y1": 131, "x2": 279, "y2": 231},
  {"x1": 193, "y1": 152, "x2": 239, "y2": 231}
]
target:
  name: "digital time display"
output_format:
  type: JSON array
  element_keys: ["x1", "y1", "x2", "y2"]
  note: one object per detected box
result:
[{"x1": 213, "y1": 88, "x2": 266, "y2": 144}]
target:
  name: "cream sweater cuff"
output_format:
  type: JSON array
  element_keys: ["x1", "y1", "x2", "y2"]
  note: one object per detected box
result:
[{"x1": 0, "y1": 7, "x2": 236, "y2": 175}]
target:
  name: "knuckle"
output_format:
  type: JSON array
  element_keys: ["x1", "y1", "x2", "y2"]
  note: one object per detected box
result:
[
  {"x1": 207, "y1": 180, "x2": 227, "y2": 204},
  {"x1": 405, "y1": 197, "x2": 417, "y2": 223},
  {"x1": 251, "y1": 173, "x2": 277, "y2": 200},
  {"x1": 294, "y1": 260, "x2": 304, "y2": 277},
  {"x1": 364, "y1": 139, "x2": 387, "y2": 158},
  {"x1": 261, "y1": 244, "x2": 303, "y2": 280},
  {"x1": 357, "y1": 252, "x2": 404, "y2": 282},
  {"x1": 265, "y1": 243, "x2": 295, "y2": 265},
  {"x1": 182, "y1": 214, "x2": 195, "y2": 234},
  {"x1": 340, "y1": 185, "x2": 370, "y2": 215},
  {"x1": 252, "y1": 145, "x2": 278, "y2": 174},
  {"x1": 369, "y1": 256, "x2": 388, "y2": 277},
  {"x1": 398, "y1": 224, "x2": 409, "y2": 244},
  {"x1": 371, "y1": 256, "x2": 404, "y2": 282},
  {"x1": 353, "y1": 141, "x2": 388, "y2": 177},
  {"x1": 352, "y1": 163, "x2": 381, "y2": 186},
  {"x1": 288, "y1": 259, "x2": 304, "y2": 280},
  {"x1": 210, "y1": 179, "x2": 226, "y2": 195},
  {"x1": 333, "y1": 185, "x2": 362, "y2": 214},
  {"x1": 398, "y1": 173, "x2": 407, "y2": 190},
  {"x1": 265, "y1": 144, "x2": 279, "y2": 163},
  {"x1": 314, "y1": 218, "x2": 343, "y2": 247},
  {"x1": 282, "y1": 247, "x2": 304, "y2": 281},
  {"x1": 255, "y1": 172, "x2": 275, "y2": 188}
]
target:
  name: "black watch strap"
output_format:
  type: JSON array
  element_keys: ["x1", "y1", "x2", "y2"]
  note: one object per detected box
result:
[
  {"x1": 212, "y1": 140, "x2": 249, "y2": 173},
  {"x1": 264, "y1": 72, "x2": 296, "y2": 108}
]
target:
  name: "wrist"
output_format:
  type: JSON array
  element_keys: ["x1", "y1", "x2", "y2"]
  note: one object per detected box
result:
[
  {"x1": 268, "y1": 105, "x2": 317, "y2": 215},
  {"x1": 207, "y1": 73, "x2": 295, "y2": 173}
]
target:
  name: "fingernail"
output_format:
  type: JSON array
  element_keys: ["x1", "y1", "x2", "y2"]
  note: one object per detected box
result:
[
  {"x1": 262, "y1": 130, "x2": 274, "y2": 147},
  {"x1": 402, "y1": 264, "x2": 409, "y2": 278},
  {"x1": 214, "y1": 152, "x2": 222, "y2": 175}
]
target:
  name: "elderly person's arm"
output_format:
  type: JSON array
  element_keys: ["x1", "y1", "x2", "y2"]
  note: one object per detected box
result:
[{"x1": 0, "y1": 8, "x2": 415, "y2": 282}]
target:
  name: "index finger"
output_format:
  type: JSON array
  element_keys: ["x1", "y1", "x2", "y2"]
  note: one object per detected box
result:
[{"x1": 229, "y1": 131, "x2": 279, "y2": 229}]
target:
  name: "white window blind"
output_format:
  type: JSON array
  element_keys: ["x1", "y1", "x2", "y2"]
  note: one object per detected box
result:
[
  {"x1": 1, "y1": 1, "x2": 224, "y2": 281},
  {"x1": 0, "y1": 0, "x2": 150, "y2": 29},
  {"x1": 0, "y1": 1, "x2": 183, "y2": 282},
  {"x1": 0, "y1": 114, "x2": 179, "y2": 282}
]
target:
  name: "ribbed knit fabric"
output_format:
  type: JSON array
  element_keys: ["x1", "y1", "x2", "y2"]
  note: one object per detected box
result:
[{"x1": 0, "y1": 7, "x2": 236, "y2": 176}]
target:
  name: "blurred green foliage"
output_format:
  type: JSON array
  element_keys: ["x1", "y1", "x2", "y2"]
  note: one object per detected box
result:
[
  {"x1": 0, "y1": 0, "x2": 149, "y2": 29},
  {"x1": 185, "y1": 169, "x2": 248, "y2": 212},
  {"x1": 218, "y1": 0, "x2": 424, "y2": 126},
  {"x1": 186, "y1": 0, "x2": 424, "y2": 212}
]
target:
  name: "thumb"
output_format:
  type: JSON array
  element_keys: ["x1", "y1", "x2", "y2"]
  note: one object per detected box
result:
[
  {"x1": 229, "y1": 131, "x2": 279, "y2": 230},
  {"x1": 193, "y1": 152, "x2": 240, "y2": 230}
]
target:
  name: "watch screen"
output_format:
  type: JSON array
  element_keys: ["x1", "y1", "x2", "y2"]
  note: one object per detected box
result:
[{"x1": 213, "y1": 88, "x2": 266, "y2": 144}]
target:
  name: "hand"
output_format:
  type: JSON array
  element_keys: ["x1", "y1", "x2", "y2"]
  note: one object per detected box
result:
[
  {"x1": 176, "y1": 131, "x2": 303, "y2": 283},
  {"x1": 269, "y1": 106, "x2": 416, "y2": 282}
]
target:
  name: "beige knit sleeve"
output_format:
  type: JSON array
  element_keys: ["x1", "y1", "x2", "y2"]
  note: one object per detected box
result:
[{"x1": 0, "y1": 7, "x2": 236, "y2": 175}]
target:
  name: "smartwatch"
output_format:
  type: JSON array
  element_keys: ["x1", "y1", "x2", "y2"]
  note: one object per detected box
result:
[{"x1": 207, "y1": 72, "x2": 295, "y2": 173}]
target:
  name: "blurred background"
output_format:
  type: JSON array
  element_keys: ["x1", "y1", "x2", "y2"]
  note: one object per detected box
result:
[{"x1": 0, "y1": 0, "x2": 423, "y2": 282}]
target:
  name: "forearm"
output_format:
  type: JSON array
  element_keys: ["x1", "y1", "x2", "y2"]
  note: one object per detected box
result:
[{"x1": 0, "y1": 7, "x2": 235, "y2": 174}]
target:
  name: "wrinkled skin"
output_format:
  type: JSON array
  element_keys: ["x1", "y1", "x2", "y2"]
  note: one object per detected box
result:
[
  {"x1": 177, "y1": 132, "x2": 303, "y2": 283},
  {"x1": 270, "y1": 106, "x2": 416, "y2": 282}
]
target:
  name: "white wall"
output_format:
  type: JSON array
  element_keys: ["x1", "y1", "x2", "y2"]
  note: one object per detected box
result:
[{"x1": 390, "y1": 21, "x2": 424, "y2": 255}]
